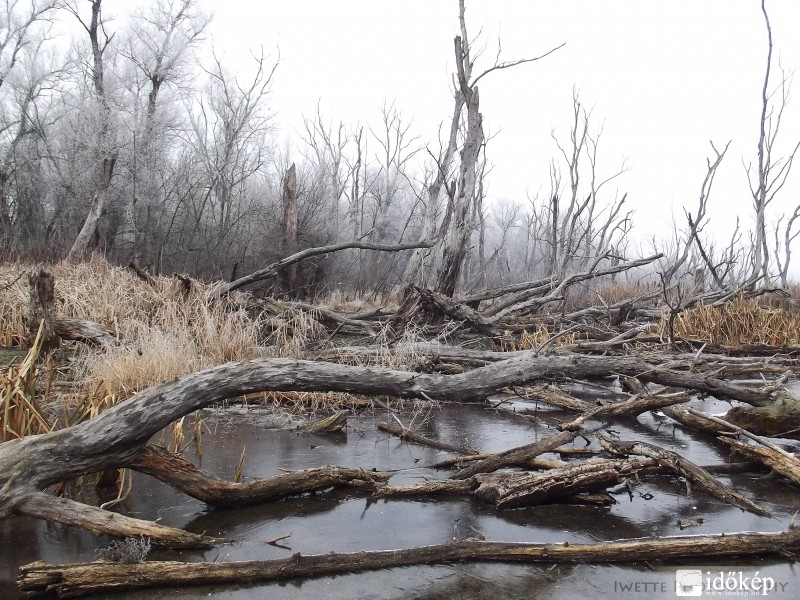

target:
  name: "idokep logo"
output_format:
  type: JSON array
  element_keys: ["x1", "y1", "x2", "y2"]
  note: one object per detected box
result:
[
  {"x1": 675, "y1": 570, "x2": 704, "y2": 597},
  {"x1": 675, "y1": 569, "x2": 786, "y2": 597}
]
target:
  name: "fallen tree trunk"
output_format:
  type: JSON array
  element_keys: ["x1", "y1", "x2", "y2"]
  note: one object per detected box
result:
[
  {"x1": 472, "y1": 458, "x2": 652, "y2": 508},
  {"x1": 484, "y1": 253, "x2": 664, "y2": 320},
  {"x1": 453, "y1": 429, "x2": 579, "y2": 480},
  {"x1": 261, "y1": 297, "x2": 377, "y2": 337},
  {"x1": 125, "y1": 445, "x2": 389, "y2": 508},
  {"x1": 377, "y1": 419, "x2": 477, "y2": 455},
  {"x1": 663, "y1": 401, "x2": 800, "y2": 441},
  {"x1": 208, "y1": 239, "x2": 436, "y2": 298},
  {"x1": 402, "y1": 286, "x2": 501, "y2": 337},
  {"x1": 374, "y1": 459, "x2": 650, "y2": 506},
  {"x1": 15, "y1": 492, "x2": 217, "y2": 549},
  {"x1": 558, "y1": 390, "x2": 690, "y2": 432},
  {"x1": 19, "y1": 527, "x2": 800, "y2": 598},
  {"x1": 54, "y1": 317, "x2": 117, "y2": 347},
  {"x1": 597, "y1": 435, "x2": 770, "y2": 516},
  {"x1": 718, "y1": 437, "x2": 800, "y2": 486}
]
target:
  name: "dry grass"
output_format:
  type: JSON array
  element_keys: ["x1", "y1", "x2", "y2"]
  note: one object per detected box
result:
[
  {"x1": 661, "y1": 296, "x2": 800, "y2": 346},
  {"x1": 0, "y1": 258, "x2": 278, "y2": 399},
  {"x1": 1, "y1": 257, "x2": 370, "y2": 430},
  {"x1": 1, "y1": 323, "x2": 52, "y2": 440},
  {"x1": 494, "y1": 324, "x2": 577, "y2": 352}
]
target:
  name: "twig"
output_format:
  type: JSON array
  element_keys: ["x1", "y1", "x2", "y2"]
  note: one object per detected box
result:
[{"x1": 267, "y1": 533, "x2": 292, "y2": 546}]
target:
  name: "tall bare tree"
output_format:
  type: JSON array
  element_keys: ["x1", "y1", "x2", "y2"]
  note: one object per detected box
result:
[
  {"x1": 0, "y1": 0, "x2": 59, "y2": 248},
  {"x1": 65, "y1": 0, "x2": 118, "y2": 261},
  {"x1": 433, "y1": 0, "x2": 563, "y2": 297},
  {"x1": 120, "y1": 0, "x2": 209, "y2": 260},
  {"x1": 747, "y1": 0, "x2": 800, "y2": 285},
  {"x1": 188, "y1": 47, "x2": 276, "y2": 274}
]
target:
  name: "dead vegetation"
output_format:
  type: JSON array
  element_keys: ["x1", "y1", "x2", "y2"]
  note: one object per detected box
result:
[
  {"x1": 661, "y1": 295, "x2": 800, "y2": 346},
  {"x1": 3, "y1": 251, "x2": 800, "y2": 597}
]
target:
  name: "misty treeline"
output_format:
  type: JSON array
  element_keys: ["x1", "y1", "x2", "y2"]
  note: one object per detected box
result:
[{"x1": 1, "y1": 0, "x2": 797, "y2": 298}]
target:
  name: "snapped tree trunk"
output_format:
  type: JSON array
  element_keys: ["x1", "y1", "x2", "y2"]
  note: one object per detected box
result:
[
  {"x1": 436, "y1": 34, "x2": 483, "y2": 297},
  {"x1": 280, "y1": 163, "x2": 300, "y2": 297},
  {"x1": 27, "y1": 269, "x2": 60, "y2": 352}
]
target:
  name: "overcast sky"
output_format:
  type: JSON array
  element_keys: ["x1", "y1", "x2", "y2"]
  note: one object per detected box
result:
[{"x1": 201, "y1": 1, "x2": 800, "y2": 259}]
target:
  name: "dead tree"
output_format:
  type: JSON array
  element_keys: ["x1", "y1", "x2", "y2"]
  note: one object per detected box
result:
[
  {"x1": 26, "y1": 269, "x2": 60, "y2": 351},
  {"x1": 747, "y1": 0, "x2": 800, "y2": 285},
  {"x1": 66, "y1": 0, "x2": 117, "y2": 261},
  {"x1": 207, "y1": 238, "x2": 436, "y2": 298},
  {"x1": 279, "y1": 163, "x2": 300, "y2": 296},
  {"x1": 432, "y1": 0, "x2": 563, "y2": 296}
]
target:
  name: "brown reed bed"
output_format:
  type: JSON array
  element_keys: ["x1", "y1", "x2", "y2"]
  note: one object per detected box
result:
[{"x1": 660, "y1": 295, "x2": 800, "y2": 346}]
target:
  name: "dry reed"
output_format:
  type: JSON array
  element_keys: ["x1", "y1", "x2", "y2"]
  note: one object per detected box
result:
[
  {"x1": 0, "y1": 323, "x2": 52, "y2": 439},
  {"x1": 495, "y1": 324, "x2": 577, "y2": 352},
  {"x1": 660, "y1": 296, "x2": 800, "y2": 346},
  {"x1": 0, "y1": 258, "x2": 268, "y2": 397}
]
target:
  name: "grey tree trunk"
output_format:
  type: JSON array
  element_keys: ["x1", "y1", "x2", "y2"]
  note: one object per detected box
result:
[
  {"x1": 68, "y1": 0, "x2": 117, "y2": 262},
  {"x1": 436, "y1": 32, "x2": 483, "y2": 297},
  {"x1": 280, "y1": 163, "x2": 300, "y2": 297}
]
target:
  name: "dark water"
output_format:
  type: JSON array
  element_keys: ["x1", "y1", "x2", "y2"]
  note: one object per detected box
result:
[{"x1": 2, "y1": 395, "x2": 799, "y2": 599}]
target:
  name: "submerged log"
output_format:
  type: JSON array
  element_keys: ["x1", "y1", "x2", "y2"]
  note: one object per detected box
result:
[
  {"x1": 718, "y1": 437, "x2": 800, "y2": 486},
  {"x1": 16, "y1": 492, "x2": 216, "y2": 549},
  {"x1": 597, "y1": 435, "x2": 770, "y2": 516},
  {"x1": 125, "y1": 445, "x2": 389, "y2": 508},
  {"x1": 303, "y1": 411, "x2": 348, "y2": 433},
  {"x1": 19, "y1": 527, "x2": 800, "y2": 598},
  {"x1": 377, "y1": 419, "x2": 477, "y2": 455}
]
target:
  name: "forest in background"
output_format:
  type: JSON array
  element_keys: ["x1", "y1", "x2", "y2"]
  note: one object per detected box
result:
[{"x1": 1, "y1": 0, "x2": 798, "y2": 299}]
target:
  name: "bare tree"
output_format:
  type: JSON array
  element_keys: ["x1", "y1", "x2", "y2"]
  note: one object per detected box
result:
[
  {"x1": 120, "y1": 0, "x2": 209, "y2": 260},
  {"x1": 301, "y1": 104, "x2": 349, "y2": 239},
  {"x1": 773, "y1": 206, "x2": 800, "y2": 288},
  {"x1": 0, "y1": 0, "x2": 59, "y2": 247},
  {"x1": 547, "y1": 89, "x2": 630, "y2": 279},
  {"x1": 746, "y1": 0, "x2": 800, "y2": 285},
  {"x1": 188, "y1": 47, "x2": 276, "y2": 275},
  {"x1": 65, "y1": 0, "x2": 119, "y2": 261},
  {"x1": 661, "y1": 141, "x2": 731, "y2": 286},
  {"x1": 434, "y1": 0, "x2": 562, "y2": 297}
]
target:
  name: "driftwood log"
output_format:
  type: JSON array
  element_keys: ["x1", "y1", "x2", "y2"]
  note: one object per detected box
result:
[
  {"x1": 18, "y1": 527, "x2": 800, "y2": 598},
  {"x1": 0, "y1": 344, "x2": 790, "y2": 547},
  {"x1": 597, "y1": 435, "x2": 770, "y2": 516}
]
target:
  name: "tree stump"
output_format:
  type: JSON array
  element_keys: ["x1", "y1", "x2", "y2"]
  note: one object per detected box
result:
[{"x1": 27, "y1": 269, "x2": 60, "y2": 352}]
